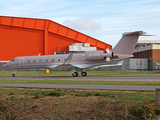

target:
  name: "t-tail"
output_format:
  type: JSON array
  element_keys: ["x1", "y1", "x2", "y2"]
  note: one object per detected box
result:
[
  {"x1": 82, "y1": 31, "x2": 151, "y2": 62},
  {"x1": 111, "y1": 31, "x2": 146, "y2": 55}
]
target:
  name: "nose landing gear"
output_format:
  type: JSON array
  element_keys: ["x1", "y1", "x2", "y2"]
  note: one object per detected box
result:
[
  {"x1": 12, "y1": 74, "x2": 15, "y2": 77},
  {"x1": 12, "y1": 70, "x2": 17, "y2": 77}
]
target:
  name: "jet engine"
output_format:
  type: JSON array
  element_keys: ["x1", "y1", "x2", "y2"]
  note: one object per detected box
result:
[{"x1": 83, "y1": 49, "x2": 114, "y2": 61}]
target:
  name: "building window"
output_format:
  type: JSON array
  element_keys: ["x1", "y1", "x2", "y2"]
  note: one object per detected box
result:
[
  {"x1": 27, "y1": 60, "x2": 30, "y2": 63},
  {"x1": 39, "y1": 59, "x2": 42, "y2": 62},
  {"x1": 45, "y1": 59, "x2": 48, "y2": 62},
  {"x1": 33, "y1": 60, "x2": 36, "y2": 63},
  {"x1": 58, "y1": 59, "x2": 61, "y2": 62},
  {"x1": 64, "y1": 58, "x2": 67, "y2": 61},
  {"x1": 52, "y1": 59, "x2": 54, "y2": 62}
]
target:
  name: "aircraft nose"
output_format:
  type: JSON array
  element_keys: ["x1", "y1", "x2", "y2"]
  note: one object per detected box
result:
[{"x1": 3, "y1": 63, "x2": 7, "y2": 68}]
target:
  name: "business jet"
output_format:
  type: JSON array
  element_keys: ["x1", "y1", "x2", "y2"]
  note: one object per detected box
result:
[{"x1": 3, "y1": 31, "x2": 148, "y2": 77}]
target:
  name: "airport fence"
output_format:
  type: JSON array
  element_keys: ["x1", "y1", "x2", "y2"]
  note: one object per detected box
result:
[{"x1": 0, "y1": 62, "x2": 5, "y2": 71}]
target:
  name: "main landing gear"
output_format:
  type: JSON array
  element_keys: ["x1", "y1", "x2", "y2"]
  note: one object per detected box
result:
[
  {"x1": 81, "y1": 72, "x2": 87, "y2": 77},
  {"x1": 72, "y1": 72, "x2": 78, "y2": 77},
  {"x1": 72, "y1": 71, "x2": 87, "y2": 77},
  {"x1": 12, "y1": 70, "x2": 17, "y2": 77},
  {"x1": 71, "y1": 69, "x2": 87, "y2": 77}
]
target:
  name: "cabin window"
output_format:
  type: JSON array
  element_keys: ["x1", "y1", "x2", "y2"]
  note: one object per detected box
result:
[
  {"x1": 33, "y1": 60, "x2": 36, "y2": 63},
  {"x1": 52, "y1": 59, "x2": 54, "y2": 62},
  {"x1": 58, "y1": 59, "x2": 61, "y2": 62},
  {"x1": 27, "y1": 60, "x2": 30, "y2": 63},
  {"x1": 45, "y1": 59, "x2": 48, "y2": 62},
  {"x1": 39, "y1": 59, "x2": 42, "y2": 62},
  {"x1": 64, "y1": 58, "x2": 67, "y2": 61}
]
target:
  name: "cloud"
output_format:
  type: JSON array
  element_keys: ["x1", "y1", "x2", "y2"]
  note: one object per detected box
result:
[
  {"x1": 62, "y1": 17, "x2": 101, "y2": 31},
  {"x1": 0, "y1": 0, "x2": 159, "y2": 47},
  {"x1": 97, "y1": 29, "x2": 160, "y2": 48},
  {"x1": 96, "y1": 34, "x2": 122, "y2": 48}
]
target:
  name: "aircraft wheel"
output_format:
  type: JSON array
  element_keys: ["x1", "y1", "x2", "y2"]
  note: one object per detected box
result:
[
  {"x1": 12, "y1": 74, "x2": 15, "y2": 77},
  {"x1": 81, "y1": 72, "x2": 87, "y2": 77},
  {"x1": 72, "y1": 72, "x2": 78, "y2": 77}
]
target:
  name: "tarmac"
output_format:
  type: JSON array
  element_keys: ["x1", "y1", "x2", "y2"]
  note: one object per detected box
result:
[
  {"x1": 0, "y1": 74, "x2": 160, "y2": 81},
  {"x1": 0, "y1": 75, "x2": 160, "y2": 90},
  {"x1": 0, "y1": 83, "x2": 160, "y2": 90}
]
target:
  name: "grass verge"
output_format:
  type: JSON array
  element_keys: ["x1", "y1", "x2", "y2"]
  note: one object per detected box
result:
[
  {"x1": 1, "y1": 79, "x2": 160, "y2": 86},
  {"x1": 0, "y1": 87, "x2": 159, "y2": 120},
  {"x1": 0, "y1": 70, "x2": 160, "y2": 76}
]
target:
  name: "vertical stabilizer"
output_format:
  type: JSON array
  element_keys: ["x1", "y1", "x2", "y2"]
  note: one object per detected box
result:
[{"x1": 111, "y1": 31, "x2": 144, "y2": 55}]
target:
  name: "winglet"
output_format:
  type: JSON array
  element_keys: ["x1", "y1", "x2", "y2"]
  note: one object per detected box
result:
[{"x1": 63, "y1": 53, "x2": 73, "y2": 65}]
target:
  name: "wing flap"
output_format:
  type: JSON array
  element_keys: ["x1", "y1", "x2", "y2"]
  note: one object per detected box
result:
[{"x1": 94, "y1": 60, "x2": 124, "y2": 68}]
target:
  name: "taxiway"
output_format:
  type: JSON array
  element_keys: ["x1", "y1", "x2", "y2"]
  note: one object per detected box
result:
[
  {"x1": 0, "y1": 74, "x2": 160, "y2": 81},
  {"x1": 0, "y1": 75, "x2": 160, "y2": 90},
  {"x1": 0, "y1": 83, "x2": 160, "y2": 90}
]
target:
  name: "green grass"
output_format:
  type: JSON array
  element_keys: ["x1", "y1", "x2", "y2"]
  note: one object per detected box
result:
[
  {"x1": 1, "y1": 78, "x2": 160, "y2": 86},
  {"x1": 0, "y1": 70, "x2": 160, "y2": 76},
  {"x1": 1, "y1": 71, "x2": 160, "y2": 86},
  {"x1": 0, "y1": 87, "x2": 155, "y2": 101},
  {"x1": 0, "y1": 87, "x2": 159, "y2": 120}
]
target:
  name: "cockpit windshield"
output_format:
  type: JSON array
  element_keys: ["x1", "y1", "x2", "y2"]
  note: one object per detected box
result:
[{"x1": 11, "y1": 59, "x2": 15, "y2": 62}]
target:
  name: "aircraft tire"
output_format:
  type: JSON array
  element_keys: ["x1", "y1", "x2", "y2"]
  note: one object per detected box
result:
[
  {"x1": 12, "y1": 74, "x2": 15, "y2": 77},
  {"x1": 72, "y1": 72, "x2": 78, "y2": 77},
  {"x1": 81, "y1": 72, "x2": 87, "y2": 77}
]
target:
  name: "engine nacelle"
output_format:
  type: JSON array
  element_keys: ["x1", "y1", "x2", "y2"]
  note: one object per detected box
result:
[{"x1": 83, "y1": 50, "x2": 114, "y2": 61}]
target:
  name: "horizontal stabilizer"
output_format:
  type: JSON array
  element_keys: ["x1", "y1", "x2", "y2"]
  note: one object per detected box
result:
[
  {"x1": 123, "y1": 31, "x2": 154, "y2": 36},
  {"x1": 123, "y1": 31, "x2": 143, "y2": 36},
  {"x1": 140, "y1": 32, "x2": 155, "y2": 36}
]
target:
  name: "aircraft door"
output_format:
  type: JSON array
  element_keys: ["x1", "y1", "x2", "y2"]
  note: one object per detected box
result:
[{"x1": 19, "y1": 58, "x2": 25, "y2": 67}]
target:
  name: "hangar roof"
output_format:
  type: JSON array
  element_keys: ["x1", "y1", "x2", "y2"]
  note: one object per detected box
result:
[
  {"x1": 0, "y1": 16, "x2": 112, "y2": 52},
  {"x1": 0, "y1": 16, "x2": 112, "y2": 61}
]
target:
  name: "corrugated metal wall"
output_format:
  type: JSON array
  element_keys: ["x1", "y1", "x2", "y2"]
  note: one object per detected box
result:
[
  {"x1": 133, "y1": 49, "x2": 160, "y2": 70},
  {"x1": 124, "y1": 59, "x2": 148, "y2": 70},
  {"x1": 0, "y1": 25, "x2": 44, "y2": 60}
]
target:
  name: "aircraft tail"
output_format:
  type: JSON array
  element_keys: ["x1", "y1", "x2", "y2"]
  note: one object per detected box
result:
[{"x1": 111, "y1": 31, "x2": 145, "y2": 55}]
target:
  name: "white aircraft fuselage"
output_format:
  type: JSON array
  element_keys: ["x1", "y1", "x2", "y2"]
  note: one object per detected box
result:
[{"x1": 3, "y1": 31, "x2": 149, "y2": 77}]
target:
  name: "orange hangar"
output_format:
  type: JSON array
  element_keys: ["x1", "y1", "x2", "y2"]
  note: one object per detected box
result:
[{"x1": 0, "y1": 16, "x2": 112, "y2": 61}]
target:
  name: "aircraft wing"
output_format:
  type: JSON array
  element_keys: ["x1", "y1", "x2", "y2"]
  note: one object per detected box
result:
[
  {"x1": 46, "y1": 65, "x2": 60, "y2": 69},
  {"x1": 94, "y1": 60, "x2": 124, "y2": 68},
  {"x1": 70, "y1": 60, "x2": 124, "y2": 69},
  {"x1": 53, "y1": 53, "x2": 124, "y2": 70},
  {"x1": 48, "y1": 53, "x2": 74, "y2": 70},
  {"x1": 63, "y1": 53, "x2": 73, "y2": 65}
]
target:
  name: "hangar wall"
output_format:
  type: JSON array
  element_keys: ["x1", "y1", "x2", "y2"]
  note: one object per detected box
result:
[
  {"x1": 0, "y1": 16, "x2": 112, "y2": 61},
  {"x1": 0, "y1": 25, "x2": 44, "y2": 60}
]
